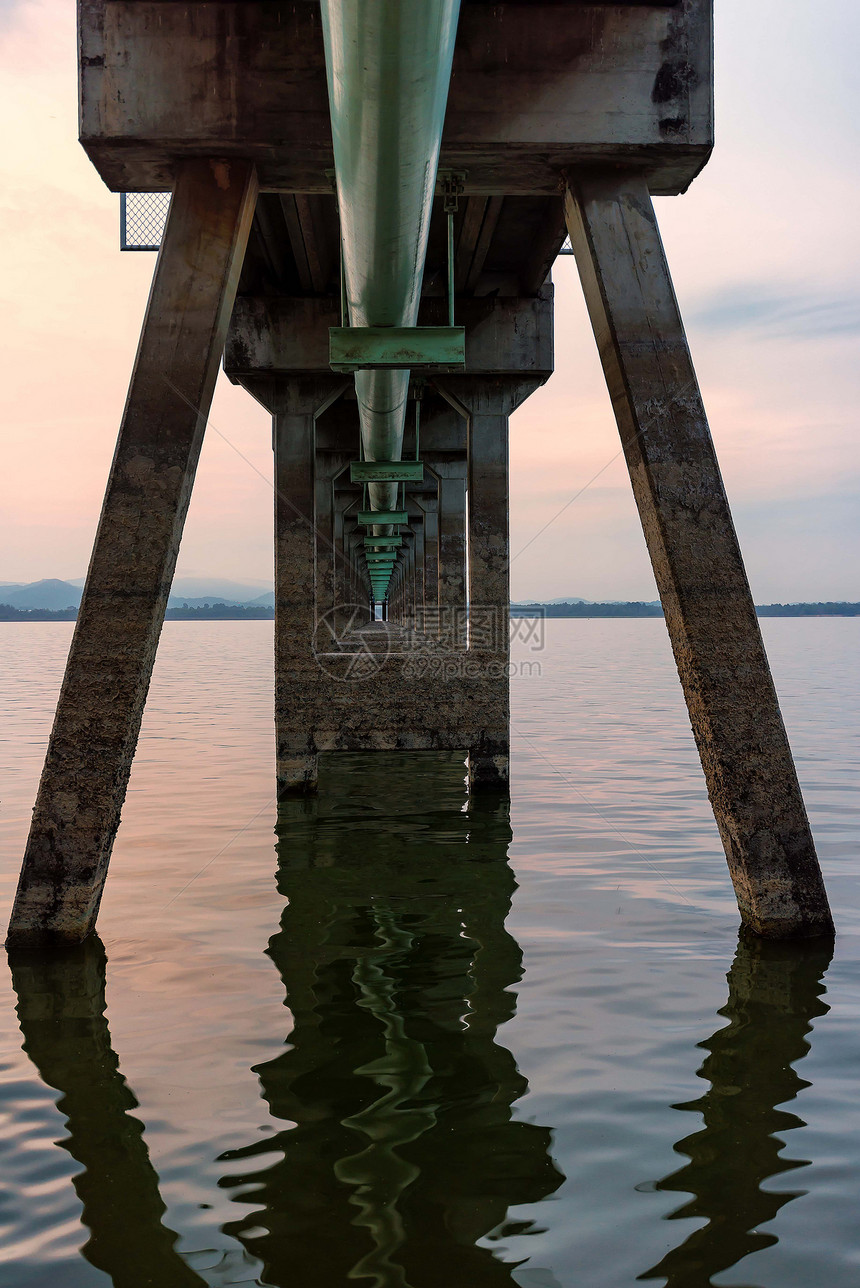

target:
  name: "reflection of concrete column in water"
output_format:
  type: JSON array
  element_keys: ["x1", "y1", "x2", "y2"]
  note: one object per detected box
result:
[
  {"x1": 8, "y1": 938, "x2": 205, "y2": 1288},
  {"x1": 218, "y1": 753, "x2": 564, "y2": 1288},
  {"x1": 638, "y1": 932, "x2": 832, "y2": 1287}
]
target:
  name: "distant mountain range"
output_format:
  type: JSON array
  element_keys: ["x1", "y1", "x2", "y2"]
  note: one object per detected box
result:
[{"x1": 0, "y1": 578, "x2": 275, "y2": 610}]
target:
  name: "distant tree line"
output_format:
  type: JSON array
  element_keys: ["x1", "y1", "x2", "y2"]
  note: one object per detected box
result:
[
  {"x1": 2, "y1": 600, "x2": 859, "y2": 622},
  {"x1": 511, "y1": 601, "x2": 663, "y2": 617},
  {"x1": 754, "y1": 602, "x2": 860, "y2": 617},
  {"x1": 0, "y1": 603, "x2": 275, "y2": 622},
  {"x1": 0, "y1": 605, "x2": 78, "y2": 621},
  {"x1": 166, "y1": 603, "x2": 275, "y2": 619}
]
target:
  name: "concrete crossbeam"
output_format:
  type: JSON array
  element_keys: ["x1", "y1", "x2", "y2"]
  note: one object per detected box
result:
[{"x1": 226, "y1": 293, "x2": 554, "y2": 382}]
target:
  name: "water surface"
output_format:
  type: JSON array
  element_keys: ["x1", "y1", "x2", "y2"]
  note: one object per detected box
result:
[{"x1": 1, "y1": 619, "x2": 859, "y2": 1287}]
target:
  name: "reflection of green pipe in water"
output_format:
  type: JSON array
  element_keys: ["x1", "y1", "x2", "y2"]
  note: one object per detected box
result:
[
  {"x1": 218, "y1": 753, "x2": 564, "y2": 1288},
  {"x1": 337, "y1": 905, "x2": 437, "y2": 1288},
  {"x1": 8, "y1": 937, "x2": 206, "y2": 1288},
  {"x1": 638, "y1": 930, "x2": 833, "y2": 1288}
]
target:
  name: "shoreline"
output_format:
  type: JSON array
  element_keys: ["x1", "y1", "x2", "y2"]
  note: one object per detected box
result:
[{"x1": 2, "y1": 602, "x2": 859, "y2": 623}]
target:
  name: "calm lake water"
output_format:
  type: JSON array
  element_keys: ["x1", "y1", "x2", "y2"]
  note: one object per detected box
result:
[{"x1": 1, "y1": 619, "x2": 859, "y2": 1288}]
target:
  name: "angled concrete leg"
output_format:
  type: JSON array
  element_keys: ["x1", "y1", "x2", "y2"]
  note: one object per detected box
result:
[
  {"x1": 565, "y1": 170, "x2": 832, "y2": 939},
  {"x1": 7, "y1": 159, "x2": 258, "y2": 946}
]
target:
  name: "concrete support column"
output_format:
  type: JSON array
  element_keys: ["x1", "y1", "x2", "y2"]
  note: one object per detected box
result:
[
  {"x1": 418, "y1": 497, "x2": 440, "y2": 634},
  {"x1": 412, "y1": 518, "x2": 426, "y2": 633},
  {"x1": 468, "y1": 396, "x2": 510, "y2": 789},
  {"x1": 345, "y1": 522, "x2": 365, "y2": 617},
  {"x1": 434, "y1": 461, "x2": 468, "y2": 647},
  {"x1": 438, "y1": 380, "x2": 537, "y2": 792},
  {"x1": 316, "y1": 473, "x2": 335, "y2": 621},
  {"x1": 403, "y1": 533, "x2": 416, "y2": 627},
  {"x1": 7, "y1": 158, "x2": 258, "y2": 945},
  {"x1": 332, "y1": 498, "x2": 347, "y2": 627},
  {"x1": 341, "y1": 510, "x2": 354, "y2": 615},
  {"x1": 274, "y1": 378, "x2": 346, "y2": 796},
  {"x1": 469, "y1": 408, "x2": 509, "y2": 631},
  {"x1": 319, "y1": 458, "x2": 355, "y2": 631},
  {"x1": 342, "y1": 520, "x2": 354, "y2": 614},
  {"x1": 314, "y1": 469, "x2": 338, "y2": 625},
  {"x1": 564, "y1": 170, "x2": 832, "y2": 939}
]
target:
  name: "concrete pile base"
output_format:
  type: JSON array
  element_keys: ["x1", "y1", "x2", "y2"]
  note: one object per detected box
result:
[{"x1": 277, "y1": 623, "x2": 509, "y2": 795}]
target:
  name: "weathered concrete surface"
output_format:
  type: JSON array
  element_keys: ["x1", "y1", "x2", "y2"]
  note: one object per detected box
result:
[
  {"x1": 411, "y1": 517, "x2": 426, "y2": 632},
  {"x1": 564, "y1": 169, "x2": 833, "y2": 940},
  {"x1": 417, "y1": 496, "x2": 440, "y2": 624},
  {"x1": 438, "y1": 379, "x2": 541, "y2": 621},
  {"x1": 276, "y1": 635, "x2": 511, "y2": 798},
  {"x1": 317, "y1": 453, "x2": 356, "y2": 628},
  {"x1": 436, "y1": 379, "x2": 543, "y2": 790},
  {"x1": 7, "y1": 159, "x2": 258, "y2": 946},
  {"x1": 272, "y1": 379, "x2": 353, "y2": 793},
  {"x1": 80, "y1": 2, "x2": 712, "y2": 195},
  {"x1": 433, "y1": 461, "x2": 468, "y2": 649}
]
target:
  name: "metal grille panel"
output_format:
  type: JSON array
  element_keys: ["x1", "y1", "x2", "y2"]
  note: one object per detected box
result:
[{"x1": 120, "y1": 192, "x2": 170, "y2": 251}]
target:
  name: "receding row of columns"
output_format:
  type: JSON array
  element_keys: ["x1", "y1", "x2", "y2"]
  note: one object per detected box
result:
[{"x1": 299, "y1": 387, "x2": 524, "y2": 650}]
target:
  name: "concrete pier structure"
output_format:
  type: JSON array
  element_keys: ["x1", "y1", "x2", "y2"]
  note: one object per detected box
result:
[{"x1": 7, "y1": 0, "x2": 834, "y2": 943}]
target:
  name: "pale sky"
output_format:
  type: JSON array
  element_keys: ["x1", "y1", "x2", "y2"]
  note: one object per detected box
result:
[{"x1": 1, "y1": 0, "x2": 858, "y2": 602}]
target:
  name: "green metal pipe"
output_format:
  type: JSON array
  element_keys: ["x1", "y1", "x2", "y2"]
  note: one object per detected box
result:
[
  {"x1": 447, "y1": 209, "x2": 455, "y2": 327},
  {"x1": 320, "y1": 0, "x2": 461, "y2": 518}
]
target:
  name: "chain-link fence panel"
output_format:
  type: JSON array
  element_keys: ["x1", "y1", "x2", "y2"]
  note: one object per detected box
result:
[{"x1": 120, "y1": 192, "x2": 171, "y2": 251}]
